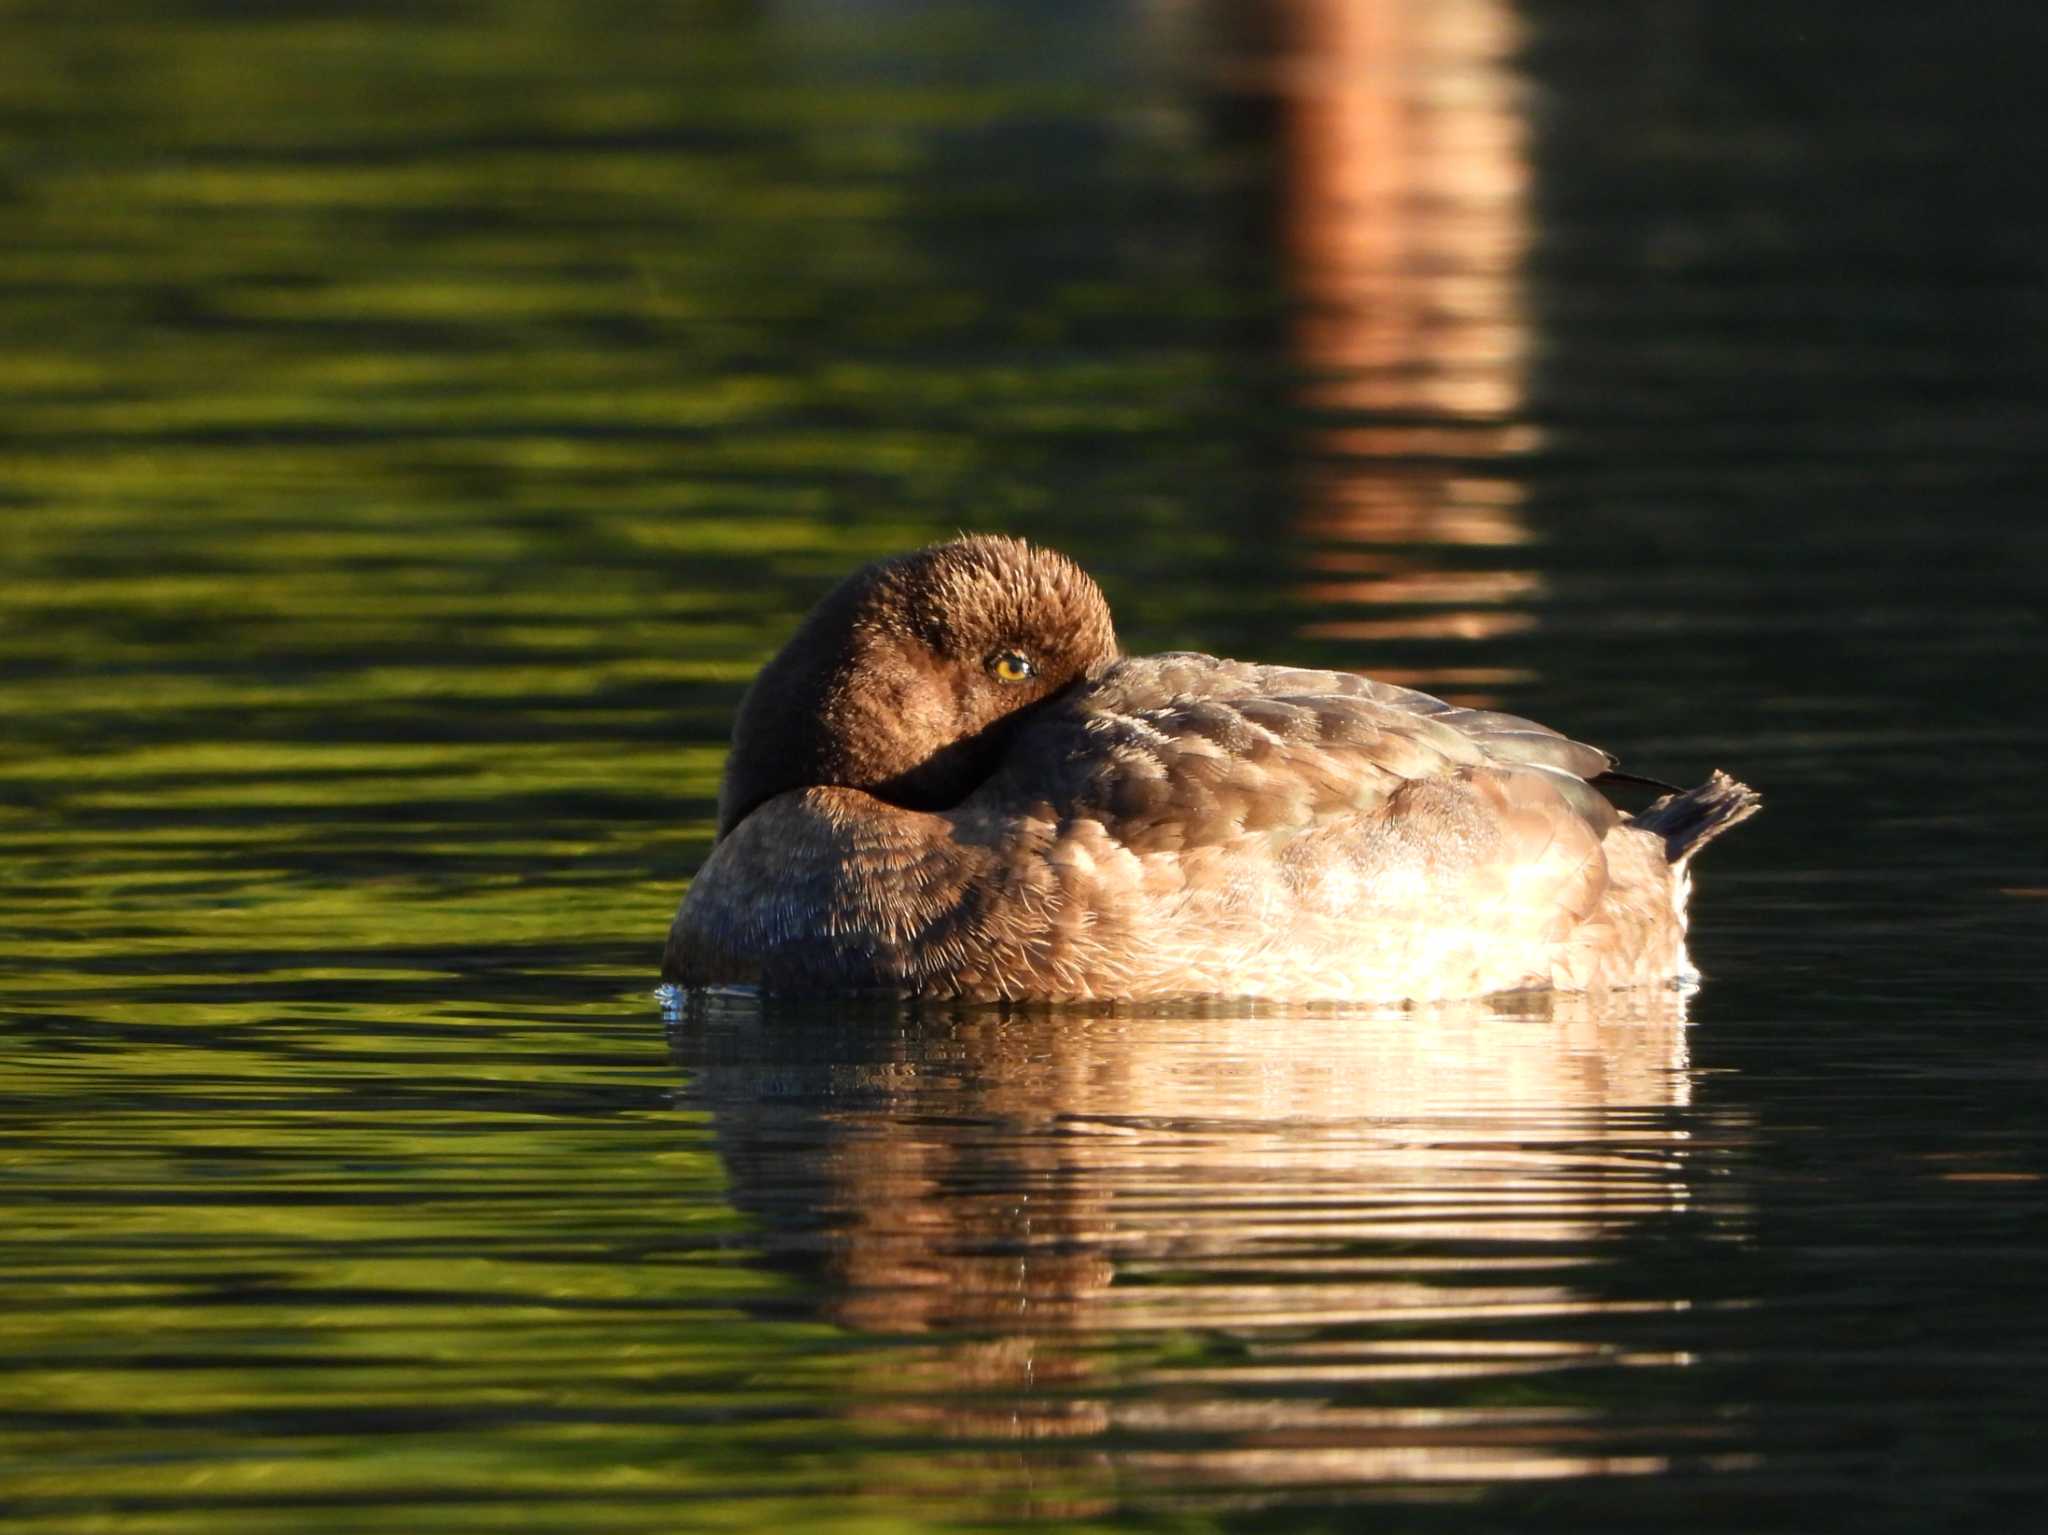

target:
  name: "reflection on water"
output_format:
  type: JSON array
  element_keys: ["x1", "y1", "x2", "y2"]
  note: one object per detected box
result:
[
  {"x1": 1258, "y1": 0, "x2": 1540, "y2": 683},
  {"x1": 672, "y1": 988, "x2": 1744, "y2": 1490}
]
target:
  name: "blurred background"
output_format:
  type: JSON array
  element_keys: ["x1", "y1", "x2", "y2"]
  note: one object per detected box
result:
[{"x1": 2, "y1": 2, "x2": 2044, "y2": 1532}]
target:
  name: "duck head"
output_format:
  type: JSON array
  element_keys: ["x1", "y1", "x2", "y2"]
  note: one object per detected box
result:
[{"x1": 716, "y1": 536, "x2": 1119, "y2": 838}]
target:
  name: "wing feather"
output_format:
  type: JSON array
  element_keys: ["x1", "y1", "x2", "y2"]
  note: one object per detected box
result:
[{"x1": 1000, "y1": 653, "x2": 1620, "y2": 845}]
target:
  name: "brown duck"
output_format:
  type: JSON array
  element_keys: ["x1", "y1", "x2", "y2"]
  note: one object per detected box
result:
[{"x1": 665, "y1": 536, "x2": 1759, "y2": 1002}]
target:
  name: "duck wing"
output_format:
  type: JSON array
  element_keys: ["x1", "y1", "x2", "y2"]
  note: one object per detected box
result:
[{"x1": 997, "y1": 652, "x2": 1622, "y2": 848}]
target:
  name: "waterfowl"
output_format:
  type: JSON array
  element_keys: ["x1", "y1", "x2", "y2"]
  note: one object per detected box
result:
[{"x1": 664, "y1": 536, "x2": 1759, "y2": 1002}]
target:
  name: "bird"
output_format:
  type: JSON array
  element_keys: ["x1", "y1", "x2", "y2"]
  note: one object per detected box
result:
[{"x1": 664, "y1": 535, "x2": 1758, "y2": 1003}]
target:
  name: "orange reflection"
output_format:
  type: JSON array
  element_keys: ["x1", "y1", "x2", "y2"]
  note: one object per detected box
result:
[{"x1": 1262, "y1": 0, "x2": 1540, "y2": 675}]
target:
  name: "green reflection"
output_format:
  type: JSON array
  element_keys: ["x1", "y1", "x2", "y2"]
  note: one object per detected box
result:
[{"x1": 0, "y1": 1, "x2": 1282, "y2": 1528}]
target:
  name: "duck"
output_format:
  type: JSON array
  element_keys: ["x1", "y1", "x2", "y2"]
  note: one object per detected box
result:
[{"x1": 664, "y1": 535, "x2": 1759, "y2": 1003}]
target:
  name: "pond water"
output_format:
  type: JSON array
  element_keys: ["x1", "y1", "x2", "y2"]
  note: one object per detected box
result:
[{"x1": 3, "y1": 2, "x2": 2044, "y2": 1531}]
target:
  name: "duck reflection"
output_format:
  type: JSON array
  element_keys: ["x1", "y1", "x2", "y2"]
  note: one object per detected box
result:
[{"x1": 668, "y1": 989, "x2": 1728, "y2": 1483}]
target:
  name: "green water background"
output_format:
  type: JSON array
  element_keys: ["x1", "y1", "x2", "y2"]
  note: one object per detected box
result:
[{"x1": 4, "y1": 2, "x2": 2045, "y2": 1531}]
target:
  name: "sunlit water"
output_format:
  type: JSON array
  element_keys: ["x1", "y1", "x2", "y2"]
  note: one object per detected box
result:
[{"x1": 3, "y1": 2, "x2": 2044, "y2": 1532}]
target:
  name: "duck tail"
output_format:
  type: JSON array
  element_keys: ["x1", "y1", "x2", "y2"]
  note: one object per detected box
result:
[{"x1": 1631, "y1": 770, "x2": 1762, "y2": 866}]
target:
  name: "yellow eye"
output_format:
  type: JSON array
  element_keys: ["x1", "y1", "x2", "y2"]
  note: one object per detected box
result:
[{"x1": 989, "y1": 651, "x2": 1036, "y2": 684}]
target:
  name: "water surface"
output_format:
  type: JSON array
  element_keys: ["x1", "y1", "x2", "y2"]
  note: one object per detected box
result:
[{"x1": 2, "y1": 2, "x2": 2045, "y2": 1531}]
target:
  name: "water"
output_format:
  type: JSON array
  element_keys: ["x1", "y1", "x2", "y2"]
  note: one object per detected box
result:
[{"x1": 3, "y1": 1, "x2": 2045, "y2": 1530}]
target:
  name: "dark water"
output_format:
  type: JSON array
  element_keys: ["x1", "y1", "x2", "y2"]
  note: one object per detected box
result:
[{"x1": 3, "y1": 2, "x2": 2045, "y2": 1530}]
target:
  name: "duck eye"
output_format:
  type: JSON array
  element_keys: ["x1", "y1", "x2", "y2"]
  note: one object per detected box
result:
[{"x1": 988, "y1": 651, "x2": 1036, "y2": 684}]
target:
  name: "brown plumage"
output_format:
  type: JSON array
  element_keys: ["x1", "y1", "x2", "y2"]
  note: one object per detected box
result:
[{"x1": 665, "y1": 536, "x2": 1760, "y2": 1002}]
